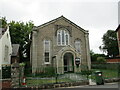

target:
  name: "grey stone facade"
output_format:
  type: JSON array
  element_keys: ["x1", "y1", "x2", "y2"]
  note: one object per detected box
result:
[{"x1": 30, "y1": 16, "x2": 91, "y2": 74}]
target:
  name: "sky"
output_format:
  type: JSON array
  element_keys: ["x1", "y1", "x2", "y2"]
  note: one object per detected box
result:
[{"x1": 0, "y1": 0, "x2": 119, "y2": 54}]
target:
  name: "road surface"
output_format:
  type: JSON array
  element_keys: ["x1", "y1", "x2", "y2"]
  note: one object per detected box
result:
[{"x1": 47, "y1": 82, "x2": 119, "y2": 90}]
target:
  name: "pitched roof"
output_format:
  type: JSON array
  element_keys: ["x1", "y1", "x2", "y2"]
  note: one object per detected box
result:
[
  {"x1": 12, "y1": 44, "x2": 20, "y2": 56},
  {"x1": 0, "y1": 28, "x2": 7, "y2": 39},
  {"x1": 34, "y1": 15, "x2": 87, "y2": 33},
  {"x1": 116, "y1": 24, "x2": 120, "y2": 32}
]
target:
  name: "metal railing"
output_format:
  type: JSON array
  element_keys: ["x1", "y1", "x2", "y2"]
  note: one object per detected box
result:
[
  {"x1": 24, "y1": 66, "x2": 88, "y2": 87},
  {"x1": 2, "y1": 63, "x2": 119, "y2": 88}
]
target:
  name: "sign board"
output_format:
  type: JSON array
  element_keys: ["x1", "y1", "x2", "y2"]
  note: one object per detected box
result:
[{"x1": 75, "y1": 58, "x2": 80, "y2": 65}]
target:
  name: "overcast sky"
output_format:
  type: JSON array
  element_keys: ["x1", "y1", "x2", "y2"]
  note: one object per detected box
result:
[{"x1": 0, "y1": 0, "x2": 119, "y2": 54}]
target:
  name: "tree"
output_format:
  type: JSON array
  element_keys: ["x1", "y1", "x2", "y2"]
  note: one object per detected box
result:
[
  {"x1": 90, "y1": 50, "x2": 106, "y2": 63},
  {"x1": 0, "y1": 17, "x2": 7, "y2": 28},
  {"x1": 100, "y1": 30, "x2": 119, "y2": 57},
  {"x1": 9, "y1": 21, "x2": 34, "y2": 62},
  {"x1": 0, "y1": 16, "x2": 34, "y2": 62}
]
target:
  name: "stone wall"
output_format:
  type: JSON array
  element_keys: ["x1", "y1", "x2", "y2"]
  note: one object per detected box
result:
[{"x1": 31, "y1": 16, "x2": 91, "y2": 74}]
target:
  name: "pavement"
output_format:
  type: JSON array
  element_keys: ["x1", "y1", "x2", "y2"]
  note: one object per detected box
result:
[{"x1": 46, "y1": 82, "x2": 119, "y2": 90}]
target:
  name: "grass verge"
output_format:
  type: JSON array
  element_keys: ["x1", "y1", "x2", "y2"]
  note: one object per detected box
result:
[{"x1": 26, "y1": 78, "x2": 72, "y2": 86}]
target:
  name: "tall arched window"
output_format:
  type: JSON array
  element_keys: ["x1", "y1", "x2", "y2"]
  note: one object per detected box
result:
[
  {"x1": 75, "y1": 40, "x2": 81, "y2": 52},
  {"x1": 57, "y1": 28, "x2": 69, "y2": 45},
  {"x1": 44, "y1": 40, "x2": 50, "y2": 64}
]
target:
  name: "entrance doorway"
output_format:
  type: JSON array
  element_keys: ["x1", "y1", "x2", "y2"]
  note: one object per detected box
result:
[{"x1": 63, "y1": 53, "x2": 74, "y2": 72}]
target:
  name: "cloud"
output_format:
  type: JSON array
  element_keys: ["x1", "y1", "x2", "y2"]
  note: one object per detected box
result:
[{"x1": 0, "y1": 0, "x2": 118, "y2": 53}]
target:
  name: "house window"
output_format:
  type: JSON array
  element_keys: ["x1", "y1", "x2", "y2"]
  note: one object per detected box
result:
[
  {"x1": 66, "y1": 33, "x2": 69, "y2": 45},
  {"x1": 44, "y1": 40, "x2": 50, "y2": 64},
  {"x1": 45, "y1": 52, "x2": 49, "y2": 62},
  {"x1": 75, "y1": 40, "x2": 81, "y2": 52},
  {"x1": 57, "y1": 28, "x2": 69, "y2": 45},
  {"x1": 4, "y1": 45, "x2": 9, "y2": 62},
  {"x1": 57, "y1": 31, "x2": 61, "y2": 45}
]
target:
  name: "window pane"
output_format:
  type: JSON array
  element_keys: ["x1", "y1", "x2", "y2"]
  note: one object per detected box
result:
[
  {"x1": 45, "y1": 52, "x2": 49, "y2": 62},
  {"x1": 44, "y1": 40, "x2": 50, "y2": 63},
  {"x1": 45, "y1": 40, "x2": 49, "y2": 52},
  {"x1": 66, "y1": 34, "x2": 68, "y2": 45},
  {"x1": 57, "y1": 29, "x2": 69, "y2": 46},
  {"x1": 75, "y1": 41, "x2": 80, "y2": 52},
  {"x1": 62, "y1": 30, "x2": 64, "y2": 45},
  {"x1": 58, "y1": 33, "x2": 61, "y2": 45}
]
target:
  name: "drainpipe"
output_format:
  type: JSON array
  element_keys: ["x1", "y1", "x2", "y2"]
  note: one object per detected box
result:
[{"x1": 85, "y1": 31, "x2": 91, "y2": 70}]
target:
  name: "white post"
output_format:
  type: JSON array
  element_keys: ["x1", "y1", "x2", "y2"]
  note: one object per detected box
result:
[
  {"x1": 32, "y1": 30, "x2": 38, "y2": 73},
  {"x1": 85, "y1": 31, "x2": 91, "y2": 70}
]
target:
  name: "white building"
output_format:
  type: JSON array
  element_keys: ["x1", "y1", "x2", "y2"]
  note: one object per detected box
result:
[{"x1": 0, "y1": 26, "x2": 12, "y2": 69}]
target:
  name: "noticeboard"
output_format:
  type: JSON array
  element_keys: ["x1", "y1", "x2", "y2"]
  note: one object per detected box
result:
[{"x1": 75, "y1": 58, "x2": 80, "y2": 65}]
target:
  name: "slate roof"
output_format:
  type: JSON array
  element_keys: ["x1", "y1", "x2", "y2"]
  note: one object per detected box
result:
[
  {"x1": 12, "y1": 44, "x2": 20, "y2": 56},
  {"x1": 116, "y1": 24, "x2": 120, "y2": 32}
]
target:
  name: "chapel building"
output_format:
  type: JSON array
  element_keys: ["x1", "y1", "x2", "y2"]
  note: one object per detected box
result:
[{"x1": 30, "y1": 16, "x2": 91, "y2": 74}]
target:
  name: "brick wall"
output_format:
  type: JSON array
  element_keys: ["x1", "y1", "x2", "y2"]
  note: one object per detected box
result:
[
  {"x1": 2, "y1": 79, "x2": 11, "y2": 89},
  {"x1": 106, "y1": 58, "x2": 120, "y2": 63}
]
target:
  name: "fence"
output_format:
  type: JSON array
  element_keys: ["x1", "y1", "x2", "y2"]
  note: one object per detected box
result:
[
  {"x1": 2, "y1": 65, "x2": 11, "y2": 79},
  {"x1": 1, "y1": 63, "x2": 120, "y2": 88},
  {"x1": 1, "y1": 62, "x2": 25, "y2": 88},
  {"x1": 24, "y1": 66, "x2": 89, "y2": 87},
  {"x1": 24, "y1": 64, "x2": 120, "y2": 87}
]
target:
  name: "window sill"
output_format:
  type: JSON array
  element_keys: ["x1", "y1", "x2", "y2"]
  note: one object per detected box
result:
[
  {"x1": 57, "y1": 44, "x2": 70, "y2": 47},
  {"x1": 44, "y1": 62, "x2": 50, "y2": 64}
]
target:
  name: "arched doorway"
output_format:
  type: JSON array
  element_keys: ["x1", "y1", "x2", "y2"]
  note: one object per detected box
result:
[{"x1": 63, "y1": 53, "x2": 74, "y2": 72}]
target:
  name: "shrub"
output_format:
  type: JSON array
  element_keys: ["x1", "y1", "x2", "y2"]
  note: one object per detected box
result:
[
  {"x1": 81, "y1": 70, "x2": 93, "y2": 79},
  {"x1": 81, "y1": 70, "x2": 92, "y2": 76},
  {"x1": 91, "y1": 64, "x2": 107, "y2": 69},
  {"x1": 91, "y1": 63, "x2": 118, "y2": 70},
  {"x1": 97, "y1": 57, "x2": 106, "y2": 63},
  {"x1": 35, "y1": 67, "x2": 56, "y2": 77}
]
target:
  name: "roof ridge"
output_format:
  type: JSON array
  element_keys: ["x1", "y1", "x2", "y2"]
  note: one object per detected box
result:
[
  {"x1": 35, "y1": 15, "x2": 87, "y2": 33},
  {"x1": 36, "y1": 15, "x2": 64, "y2": 28}
]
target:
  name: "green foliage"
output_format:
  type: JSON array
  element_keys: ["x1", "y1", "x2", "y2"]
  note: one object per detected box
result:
[
  {"x1": 27, "y1": 78, "x2": 72, "y2": 86},
  {"x1": 34, "y1": 67, "x2": 56, "y2": 77},
  {"x1": 91, "y1": 64, "x2": 107, "y2": 69},
  {"x1": 2, "y1": 66, "x2": 11, "y2": 79},
  {"x1": 91, "y1": 63, "x2": 119, "y2": 70},
  {"x1": 24, "y1": 67, "x2": 32, "y2": 77},
  {"x1": 101, "y1": 69, "x2": 118, "y2": 79},
  {"x1": 0, "y1": 17, "x2": 7, "y2": 28},
  {"x1": 100, "y1": 30, "x2": 119, "y2": 57},
  {"x1": 81, "y1": 70, "x2": 92, "y2": 76},
  {"x1": 19, "y1": 62, "x2": 26, "y2": 66},
  {"x1": 90, "y1": 50, "x2": 106, "y2": 62},
  {"x1": 25, "y1": 67, "x2": 56, "y2": 77},
  {"x1": 97, "y1": 57, "x2": 106, "y2": 63},
  {"x1": 9, "y1": 21, "x2": 34, "y2": 62},
  {"x1": 0, "y1": 16, "x2": 34, "y2": 62},
  {"x1": 92, "y1": 69, "x2": 118, "y2": 79},
  {"x1": 80, "y1": 70, "x2": 93, "y2": 79}
]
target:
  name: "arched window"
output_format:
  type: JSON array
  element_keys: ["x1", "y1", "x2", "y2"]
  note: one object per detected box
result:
[
  {"x1": 57, "y1": 28, "x2": 69, "y2": 45},
  {"x1": 75, "y1": 40, "x2": 81, "y2": 52},
  {"x1": 44, "y1": 40, "x2": 50, "y2": 64}
]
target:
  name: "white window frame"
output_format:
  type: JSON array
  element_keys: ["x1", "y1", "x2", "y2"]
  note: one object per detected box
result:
[
  {"x1": 75, "y1": 40, "x2": 81, "y2": 53},
  {"x1": 44, "y1": 40, "x2": 50, "y2": 64},
  {"x1": 57, "y1": 29, "x2": 69, "y2": 46}
]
